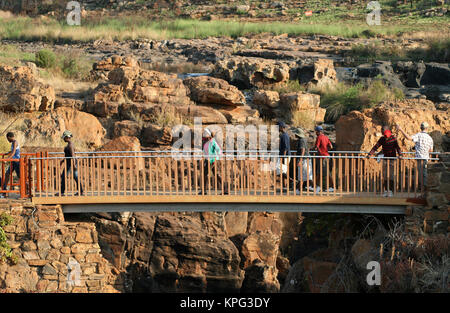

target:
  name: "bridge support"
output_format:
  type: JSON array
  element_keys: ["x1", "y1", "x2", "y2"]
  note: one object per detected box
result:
[{"x1": 62, "y1": 203, "x2": 406, "y2": 214}]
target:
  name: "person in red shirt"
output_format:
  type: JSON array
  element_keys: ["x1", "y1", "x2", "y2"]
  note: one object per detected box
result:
[
  {"x1": 314, "y1": 126, "x2": 334, "y2": 192},
  {"x1": 367, "y1": 126, "x2": 402, "y2": 197}
]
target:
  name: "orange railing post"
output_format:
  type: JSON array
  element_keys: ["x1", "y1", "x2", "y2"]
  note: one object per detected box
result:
[{"x1": 19, "y1": 157, "x2": 26, "y2": 198}]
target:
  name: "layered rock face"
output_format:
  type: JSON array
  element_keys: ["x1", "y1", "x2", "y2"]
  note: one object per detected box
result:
[
  {"x1": 254, "y1": 90, "x2": 326, "y2": 126},
  {"x1": 86, "y1": 57, "x2": 193, "y2": 118},
  {"x1": 212, "y1": 57, "x2": 290, "y2": 89},
  {"x1": 91, "y1": 211, "x2": 287, "y2": 293},
  {"x1": 0, "y1": 65, "x2": 55, "y2": 113},
  {"x1": 335, "y1": 99, "x2": 450, "y2": 152}
]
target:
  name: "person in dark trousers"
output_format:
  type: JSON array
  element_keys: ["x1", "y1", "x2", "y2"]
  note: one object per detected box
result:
[
  {"x1": 278, "y1": 121, "x2": 291, "y2": 189},
  {"x1": 202, "y1": 128, "x2": 228, "y2": 195},
  {"x1": 367, "y1": 126, "x2": 402, "y2": 197},
  {"x1": 293, "y1": 128, "x2": 314, "y2": 192},
  {"x1": 1, "y1": 132, "x2": 20, "y2": 198},
  {"x1": 314, "y1": 126, "x2": 334, "y2": 192},
  {"x1": 59, "y1": 131, "x2": 83, "y2": 196}
]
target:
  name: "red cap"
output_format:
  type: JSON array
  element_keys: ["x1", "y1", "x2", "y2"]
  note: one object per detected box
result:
[{"x1": 383, "y1": 130, "x2": 392, "y2": 138}]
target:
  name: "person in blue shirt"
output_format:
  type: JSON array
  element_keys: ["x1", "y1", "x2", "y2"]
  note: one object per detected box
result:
[{"x1": 1, "y1": 132, "x2": 20, "y2": 197}]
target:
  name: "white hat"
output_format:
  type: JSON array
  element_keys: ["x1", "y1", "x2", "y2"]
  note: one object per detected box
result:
[{"x1": 203, "y1": 128, "x2": 212, "y2": 137}]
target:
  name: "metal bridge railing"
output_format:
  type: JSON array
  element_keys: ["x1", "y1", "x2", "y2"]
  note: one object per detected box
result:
[{"x1": 27, "y1": 151, "x2": 442, "y2": 200}]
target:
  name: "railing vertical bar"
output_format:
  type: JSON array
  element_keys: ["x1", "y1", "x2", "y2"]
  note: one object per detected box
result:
[
  {"x1": 188, "y1": 157, "x2": 192, "y2": 195},
  {"x1": 201, "y1": 158, "x2": 205, "y2": 196},
  {"x1": 182, "y1": 158, "x2": 186, "y2": 196}
]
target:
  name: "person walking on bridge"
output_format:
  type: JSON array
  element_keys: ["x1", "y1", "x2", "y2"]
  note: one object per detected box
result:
[
  {"x1": 202, "y1": 128, "x2": 228, "y2": 195},
  {"x1": 1, "y1": 132, "x2": 20, "y2": 198},
  {"x1": 293, "y1": 128, "x2": 314, "y2": 193},
  {"x1": 59, "y1": 131, "x2": 83, "y2": 196},
  {"x1": 314, "y1": 126, "x2": 334, "y2": 193},
  {"x1": 396, "y1": 122, "x2": 433, "y2": 189},
  {"x1": 367, "y1": 126, "x2": 402, "y2": 197}
]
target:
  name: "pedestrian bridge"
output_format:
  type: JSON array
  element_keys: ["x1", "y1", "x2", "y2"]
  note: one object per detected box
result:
[{"x1": 2, "y1": 151, "x2": 437, "y2": 214}]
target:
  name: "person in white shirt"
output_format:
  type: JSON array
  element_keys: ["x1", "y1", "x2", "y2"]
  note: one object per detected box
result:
[{"x1": 396, "y1": 122, "x2": 434, "y2": 189}]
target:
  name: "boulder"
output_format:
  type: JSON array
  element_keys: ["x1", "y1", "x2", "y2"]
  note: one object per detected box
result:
[
  {"x1": 177, "y1": 105, "x2": 229, "y2": 124},
  {"x1": 421, "y1": 63, "x2": 450, "y2": 86},
  {"x1": 90, "y1": 55, "x2": 140, "y2": 81},
  {"x1": 253, "y1": 90, "x2": 280, "y2": 108},
  {"x1": 356, "y1": 61, "x2": 406, "y2": 91},
  {"x1": 212, "y1": 57, "x2": 290, "y2": 89},
  {"x1": 335, "y1": 99, "x2": 450, "y2": 152},
  {"x1": 183, "y1": 76, "x2": 246, "y2": 106},
  {"x1": 86, "y1": 83, "x2": 124, "y2": 117},
  {"x1": 219, "y1": 105, "x2": 260, "y2": 124},
  {"x1": 393, "y1": 61, "x2": 426, "y2": 88},
  {"x1": 25, "y1": 107, "x2": 106, "y2": 148},
  {"x1": 121, "y1": 70, "x2": 192, "y2": 106},
  {"x1": 141, "y1": 124, "x2": 173, "y2": 146},
  {"x1": 113, "y1": 120, "x2": 142, "y2": 138},
  {"x1": 241, "y1": 259, "x2": 280, "y2": 293},
  {"x1": 296, "y1": 59, "x2": 338, "y2": 89},
  {"x1": 99, "y1": 136, "x2": 141, "y2": 152},
  {"x1": 0, "y1": 65, "x2": 55, "y2": 112},
  {"x1": 278, "y1": 92, "x2": 326, "y2": 125},
  {"x1": 98, "y1": 136, "x2": 144, "y2": 170}
]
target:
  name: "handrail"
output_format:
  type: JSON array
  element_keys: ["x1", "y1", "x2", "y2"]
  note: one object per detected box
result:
[
  {"x1": 29, "y1": 151, "x2": 432, "y2": 200},
  {"x1": 29, "y1": 155, "x2": 441, "y2": 161},
  {"x1": 46, "y1": 150, "x2": 446, "y2": 155}
]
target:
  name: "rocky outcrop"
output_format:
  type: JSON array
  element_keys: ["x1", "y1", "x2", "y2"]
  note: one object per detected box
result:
[
  {"x1": 335, "y1": 99, "x2": 450, "y2": 152},
  {"x1": 253, "y1": 90, "x2": 280, "y2": 108},
  {"x1": 25, "y1": 107, "x2": 106, "y2": 148},
  {"x1": 183, "y1": 76, "x2": 246, "y2": 107},
  {"x1": 279, "y1": 92, "x2": 326, "y2": 125},
  {"x1": 211, "y1": 57, "x2": 290, "y2": 89},
  {"x1": 141, "y1": 124, "x2": 173, "y2": 146},
  {"x1": 86, "y1": 56, "x2": 193, "y2": 118},
  {"x1": 0, "y1": 204, "x2": 122, "y2": 293},
  {"x1": 295, "y1": 59, "x2": 338, "y2": 90},
  {"x1": 90, "y1": 55, "x2": 140, "y2": 81},
  {"x1": 113, "y1": 120, "x2": 141, "y2": 138},
  {"x1": 0, "y1": 65, "x2": 55, "y2": 113},
  {"x1": 92, "y1": 212, "x2": 245, "y2": 292},
  {"x1": 356, "y1": 61, "x2": 406, "y2": 91}
]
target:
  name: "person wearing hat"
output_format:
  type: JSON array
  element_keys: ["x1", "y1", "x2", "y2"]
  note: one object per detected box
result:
[
  {"x1": 396, "y1": 122, "x2": 434, "y2": 188},
  {"x1": 202, "y1": 128, "x2": 227, "y2": 195},
  {"x1": 59, "y1": 131, "x2": 83, "y2": 196},
  {"x1": 368, "y1": 125, "x2": 402, "y2": 197},
  {"x1": 1, "y1": 132, "x2": 20, "y2": 197},
  {"x1": 314, "y1": 125, "x2": 334, "y2": 192},
  {"x1": 293, "y1": 128, "x2": 314, "y2": 193}
]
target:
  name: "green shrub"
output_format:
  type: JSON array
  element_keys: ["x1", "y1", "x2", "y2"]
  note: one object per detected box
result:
[
  {"x1": 317, "y1": 80, "x2": 404, "y2": 123},
  {"x1": 35, "y1": 49, "x2": 57, "y2": 68},
  {"x1": 0, "y1": 212, "x2": 16, "y2": 264}
]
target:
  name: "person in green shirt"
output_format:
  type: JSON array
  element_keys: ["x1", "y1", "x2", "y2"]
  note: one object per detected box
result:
[{"x1": 202, "y1": 128, "x2": 228, "y2": 195}]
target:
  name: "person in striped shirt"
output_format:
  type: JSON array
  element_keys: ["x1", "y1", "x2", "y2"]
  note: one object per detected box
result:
[{"x1": 367, "y1": 126, "x2": 402, "y2": 197}]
